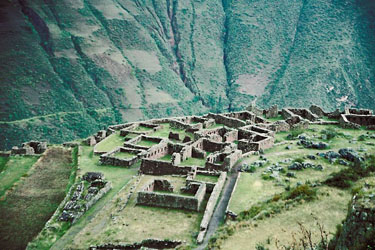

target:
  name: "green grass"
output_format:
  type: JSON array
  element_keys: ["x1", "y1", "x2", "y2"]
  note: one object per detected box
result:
[
  {"x1": 0, "y1": 155, "x2": 39, "y2": 198},
  {"x1": 179, "y1": 157, "x2": 206, "y2": 167},
  {"x1": 136, "y1": 139, "x2": 159, "y2": 147},
  {"x1": 29, "y1": 146, "x2": 139, "y2": 249},
  {"x1": 266, "y1": 114, "x2": 284, "y2": 122},
  {"x1": 228, "y1": 173, "x2": 284, "y2": 215},
  {"x1": 95, "y1": 131, "x2": 124, "y2": 152},
  {"x1": 0, "y1": 148, "x2": 73, "y2": 250},
  {"x1": 159, "y1": 154, "x2": 173, "y2": 161},
  {"x1": 149, "y1": 123, "x2": 193, "y2": 140},
  {"x1": 79, "y1": 146, "x2": 139, "y2": 188},
  {"x1": 66, "y1": 174, "x2": 203, "y2": 248},
  {"x1": 205, "y1": 123, "x2": 224, "y2": 130},
  {"x1": 113, "y1": 151, "x2": 137, "y2": 159},
  {"x1": 134, "y1": 125, "x2": 153, "y2": 132},
  {"x1": 0, "y1": 156, "x2": 10, "y2": 173},
  {"x1": 194, "y1": 174, "x2": 219, "y2": 183},
  {"x1": 124, "y1": 133, "x2": 138, "y2": 140}
]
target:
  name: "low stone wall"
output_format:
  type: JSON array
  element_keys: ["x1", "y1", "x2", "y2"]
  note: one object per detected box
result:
[
  {"x1": 238, "y1": 135, "x2": 274, "y2": 153},
  {"x1": 85, "y1": 182, "x2": 112, "y2": 211},
  {"x1": 140, "y1": 159, "x2": 192, "y2": 175},
  {"x1": 241, "y1": 125, "x2": 275, "y2": 137},
  {"x1": 84, "y1": 136, "x2": 97, "y2": 146},
  {"x1": 100, "y1": 147, "x2": 142, "y2": 167},
  {"x1": 339, "y1": 114, "x2": 361, "y2": 129},
  {"x1": 266, "y1": 120, "x2": 290, "y2": 132},
  {"x1": 11, "y1": 140, "x2": 47, "y2": 155},
  {"x1": 309, "y1": 105, "x2": 326, "y2": 117},
  {"x1": 224, "y1": 150, "x2": 242, "y2": 170},
  {"x1": 223, "y1": 111, "x2": 256, "y2": 122},
  {"x1": 137, "y1": 181, "x2": 206, "y2": 211},
  {"x1": 202, "y1": 138, "x2": 232, "y2": 152},
  {"x1": 197, "y1": 172, "x2": 227, "y2": 244},
  {"x1": 246, "y1": 103, "x2": 263, "y2": 116},
  {"x1": 90, "y1": 239, "x2": 182, "y2": 249},
  {"x1": 108, "y1": 122, "x2": 134, "y2": 131},
  {"x1": 287, "y1": 108, "x2": 319, "y2": 122},
  {"x1": 11, "y1": 146, "x2": 34, "y2": 155},
  {"x1": 340, "y1": 114, "x2": 375, "y2": 128},
  {"x1": 206, "y1": 113, "x2": 246, "y2": 128},
  {"x1": 327, "y1": 109, "x2": 342, "y2": 119},
  {"x1": 0, "y1": 151, "x2": 10, "y2": 157},
  {"x1": 263, "y1": 105, "x2": 278, "y2": 118},
  {"x1": 226, "y1": 172, "x2": 242, "y2": 220},
  {"x1": 347, "y1": 108, "x2": 373, "y2": 115}
]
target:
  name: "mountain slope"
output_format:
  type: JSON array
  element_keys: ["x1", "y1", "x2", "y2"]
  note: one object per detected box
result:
[{"x1": 1, "y1": 0, "x2": 375, "y2": 149}]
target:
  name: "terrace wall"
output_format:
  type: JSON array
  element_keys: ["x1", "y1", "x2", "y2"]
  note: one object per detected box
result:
[{"x1": 197, "y1": 172, "x2": 227, "y2": 243}]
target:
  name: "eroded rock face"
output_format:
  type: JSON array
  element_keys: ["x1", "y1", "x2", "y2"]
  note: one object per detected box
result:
[{"x1": 334, "y1": 187, "x2": 375, "y2": 249}]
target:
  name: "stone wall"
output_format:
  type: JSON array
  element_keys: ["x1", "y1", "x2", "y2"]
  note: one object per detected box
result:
[
  {"x1": 246, "y1": 103, "x2": 263, "y2": 116},
  {"x1": 197, "y1": 172, "x2": 227, "y2": 244},
  {"x1": 11, "y1": 146, "x2": 34, "y2": 155},
  {"x1": 0, "y1": 151, "x2": 10, "y2": 157},
  {"x1": 288, "y1": 108, "x2": 319, "y2": 122},
  {"x1": 340, "y1": 114, "x2": 375, "y2": 129},
  {"x1": 266, "y1": 120, "x2": 290, "y2": 132},
  {"x1": 206, "y1": 113, "x2": 246, "y2": 128},
  {"x1": 99, "y1": 147, "x2": 143, "y2": 167},
  {"x1": 90, "y1": 239, "x2": 182, "y2": 249},
  {"x1": 334, "y1": 187, "x2": 375, "y2": 249},
  {"x1": 140, "y1": 159, "x2": 192, "y2": 175},
  {"x1": 309, "y1": 105, "x2": 326, "y2": 117},
  {"x1": 263, "y1": 104, "x2": 278, "y2": 118},
  {"x1": 202, "y1": 138, "x2": 232, "y2": 153},
  {"x1": 327, "y1": 109, "x2": 342, "y2": 119},
  {"x1": 136, "y1": 181, "x2": 206, "y2": 211},
  {"x1": 11, "y1": 141, "x2": 47, "y2": 155},
  {"x1": 238, "y1": 135, "x2": 274, "y2": 153},
  {"x1": 223, "y1": 111, "x2": 256, "y2": 122},
  {"x1": 347, "y1": 108, "x2": 373, "y2": 115},
  {"x1": 241, "y1": 125, "x2": 275, "y2": 137},
  {"x1": 339, "y1": 114, "x2": 361, "y2": 129}
]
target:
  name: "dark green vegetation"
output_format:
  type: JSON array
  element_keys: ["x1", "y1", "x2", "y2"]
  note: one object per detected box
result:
[
  {"x1": 324, "y1": 156, "x2": 375, "y2": 189},
  {"x1": 1, "y1": 0, "x2": 375, "y2": 149},
  {"x1": 0, "y1": 147, "x2": 75, "y2": 250}
]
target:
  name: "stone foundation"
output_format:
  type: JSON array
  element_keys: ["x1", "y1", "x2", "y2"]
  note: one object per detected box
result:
[{"x1": 136, "y1": 179, "x2": 206, "y2": 211}]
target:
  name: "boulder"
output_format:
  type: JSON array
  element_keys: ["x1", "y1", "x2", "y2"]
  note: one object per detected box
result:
[
  {"x1": 83, "y1": 172, "x2": 104, "y2": 182},
  {"x1": 339, "y1": 148, "x2": 364, "y2": 163}
]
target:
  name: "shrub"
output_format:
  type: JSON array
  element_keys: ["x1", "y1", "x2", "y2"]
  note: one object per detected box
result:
[
  {"x1": 288, "y1": 129, "x2": 303, "y2": 139},
  {"x1": 321, "y1": 127, "x2": 338, "y2": 140},
  {"x1": 294, "y1": 158, "x2": 304, "y2": 163},
  {"x1": 283, "y1": 185, "x2": 317, "y2": 201}
]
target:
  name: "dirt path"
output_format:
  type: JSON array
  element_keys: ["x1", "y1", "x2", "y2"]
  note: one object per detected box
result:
[{"x1": 196, "y1": 166, "x2": 240, "y2": 250}]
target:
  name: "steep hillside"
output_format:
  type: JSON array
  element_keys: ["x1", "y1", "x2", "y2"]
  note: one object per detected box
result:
[{"x1": 1, "y1": 0, "x2": 375, "y2": 149}]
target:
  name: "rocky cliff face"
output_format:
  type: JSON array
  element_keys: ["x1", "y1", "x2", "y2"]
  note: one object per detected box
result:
[{"x1": 1, "y1": 0, "x2": 375, "y2": 149}]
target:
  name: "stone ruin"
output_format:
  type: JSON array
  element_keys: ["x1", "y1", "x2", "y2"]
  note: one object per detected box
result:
[
  {"x1": 59, "y1": 172, "x2": 111, "y2": 223},
  {"x1": 136, "y1": 179, "x2": 206, "y2": 211},
  {"x1": 77, "y1": 103, "x2": 375, "y2": 245},
  {"x1": 100, "y1": 147, "x2": 145, "y2": 167},
  {"x1": 11, "y1": 141, "x2": 47, "y2": 155}
]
